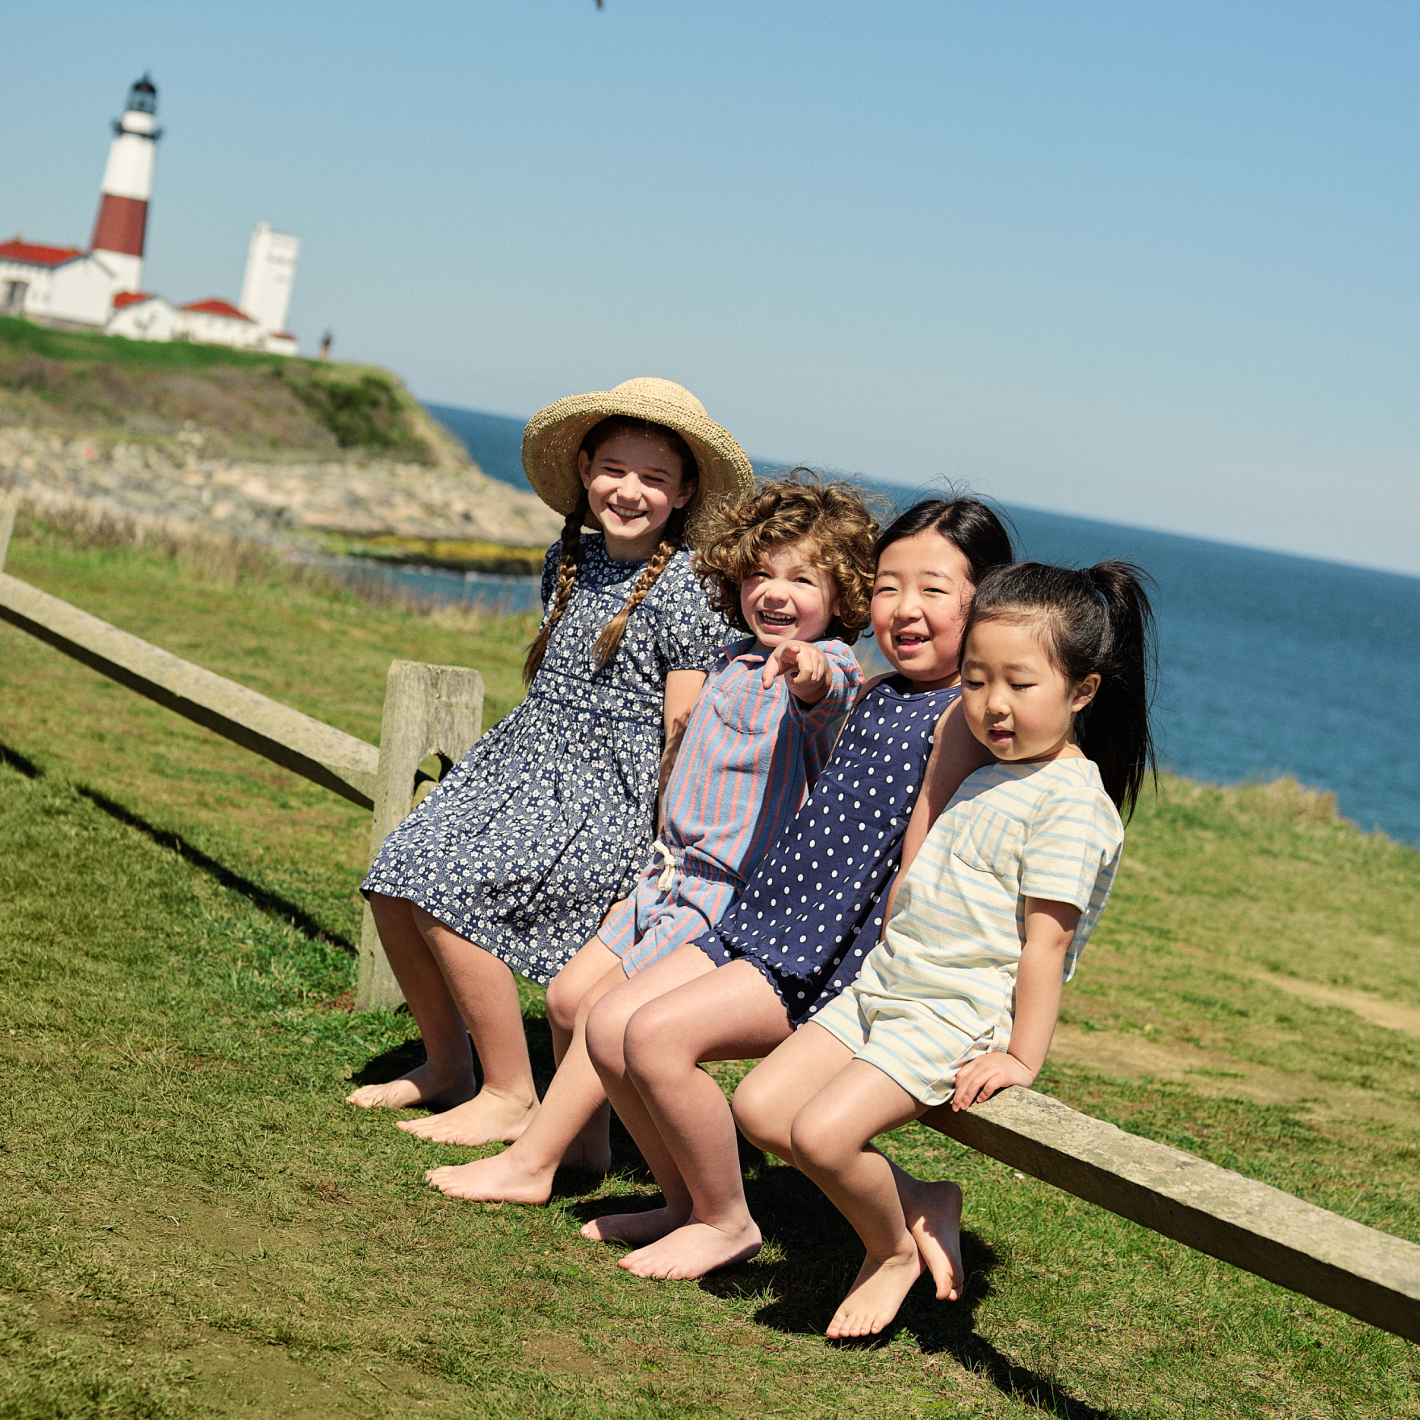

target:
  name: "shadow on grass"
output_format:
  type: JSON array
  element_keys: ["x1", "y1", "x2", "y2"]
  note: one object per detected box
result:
[
  {"x1": 578, "y1": 1156, "x2": 1115, "y2": 1420},
  {"x1": 2, "y1": 737, "x2": 355, "y2": 950},
  {"x1": 73, "y1": 783, "x2": 357, "y2": 950}
]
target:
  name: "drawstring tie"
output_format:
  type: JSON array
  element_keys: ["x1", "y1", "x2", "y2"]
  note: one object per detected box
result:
[{"x1": 651, "y1": 840, "x2": 676, "y2": 891}]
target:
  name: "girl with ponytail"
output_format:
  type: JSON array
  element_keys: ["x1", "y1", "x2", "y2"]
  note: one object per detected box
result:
[
  {"x1": 352, "y1": 379, "x2": 752, "y2": 1155},
  {"x1": 733, "y1": 559, "x2": 1156, "y2": 1339}
]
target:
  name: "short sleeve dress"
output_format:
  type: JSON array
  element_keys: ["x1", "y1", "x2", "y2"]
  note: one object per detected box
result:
[{"x1": 362, "y1": 534, "x2": 728, "y2": 985}]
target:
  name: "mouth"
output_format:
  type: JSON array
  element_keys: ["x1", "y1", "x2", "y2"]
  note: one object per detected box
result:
[
  {"x1": 757, "y1": 610, "x2": 797, "y2": 630},
  {"x1": 988, "y1": 726, "x2": 1013, "y2": 744},
  {"x1": 893, "y1": 632, "x2": 928, "y2": 650},
  {"x1": 605, "y1": 505, "x2": 646, "y2": 523}
]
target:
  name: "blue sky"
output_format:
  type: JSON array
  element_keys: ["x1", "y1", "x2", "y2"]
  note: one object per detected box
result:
[{"x1": 5, "y1": 2, "x2": 1418, "y2": 574}]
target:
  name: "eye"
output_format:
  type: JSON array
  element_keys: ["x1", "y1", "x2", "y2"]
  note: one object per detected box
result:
[{"x1": 1011, "y1": 681, "x2": 1034, "y2": 692}]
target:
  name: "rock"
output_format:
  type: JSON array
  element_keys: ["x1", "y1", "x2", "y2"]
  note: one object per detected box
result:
[{"x1": 0, "y1": 425, "x2": 563, "y2": 549}]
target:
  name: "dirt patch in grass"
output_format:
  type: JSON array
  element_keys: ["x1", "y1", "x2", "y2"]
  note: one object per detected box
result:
[
  {"x1": 1252, "y1": 973, "x2": 1420, "y2": 1035},
  {"x1": 1049, "y1": 1022, "x2": 1418, "y2": 1129}
]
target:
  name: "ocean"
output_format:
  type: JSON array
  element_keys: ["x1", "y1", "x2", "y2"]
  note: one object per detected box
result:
[{"x1": 415, "y1": 403, "x2": 1420, "y2": 848}]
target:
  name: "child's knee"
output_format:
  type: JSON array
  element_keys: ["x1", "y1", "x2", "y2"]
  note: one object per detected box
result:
[
  {"x1": 544, "y1": 971, "x2": 579, "y2": 1034},
  {"x1": 584, "y1": 990, "x2": 629, "y2": 1076},
  {"x1": 788, "y1": 1107, "x2": 842, "y2": 1174},
  {"x1": 731, "y1": 1074, "x2": 773, "y2": 1146},
  {"x1": 620, "y1": 998, "x2": 680, "y2": 1081}
]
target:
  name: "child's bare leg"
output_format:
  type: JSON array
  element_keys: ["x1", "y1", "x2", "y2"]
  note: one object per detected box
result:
[
  {"x1": 735, "y1": 1028, "x2": 963, "y2": 1302},
  {"x1": 887, "y1": 1158, "x2": 963, "y2": 1304},
  {"x1": 425, "y1": 948, "x2": 625, "y2": 1201},
  {"x1": 580, "y1": 944, "x2": 719, "y2": 1247},
  {"x1": 732, "y1": 1017, "x2": 857, "y2": 1163},
  {"x1": 611, "y1": 961, "x2": 792, "y2": 1279},
  {"x1": 346, "y1": 894, "x2": 477, "y2": 1111},
  {"x1": 789, "y1": 1058, "x2": 932, "y2": 1338},
  {"x1": 394, "y1": 907, "x2": 539, "y2": 1145}
]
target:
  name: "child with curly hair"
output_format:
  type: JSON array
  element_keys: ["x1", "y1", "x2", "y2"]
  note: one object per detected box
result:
[{"x1": 426, "y1": 474, "x2": 877, "y2": 1204}]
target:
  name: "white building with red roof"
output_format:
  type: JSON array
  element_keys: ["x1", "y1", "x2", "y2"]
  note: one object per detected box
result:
[{"x1": 0, "y1": 239, "x2": 130, "y2": 328}]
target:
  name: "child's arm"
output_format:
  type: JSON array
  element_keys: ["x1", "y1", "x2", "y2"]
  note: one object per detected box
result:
[
  {"x1": 659, "y1": 669, "x2": 707, "y2": 802},
  {"x1": 878, "y1": 700, "x2": 994, "y2": 930},
  {"x1": 761, "y1": 640, "x2": 839, "y2": 706},
  {"x1": 950, "y1": 896, "x2": 1079, "y2": 1111}
]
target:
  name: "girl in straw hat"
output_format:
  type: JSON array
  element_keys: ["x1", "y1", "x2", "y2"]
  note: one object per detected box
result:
[{"x1": 349, "y1": 378, "x2": 751, "y2": 1151}]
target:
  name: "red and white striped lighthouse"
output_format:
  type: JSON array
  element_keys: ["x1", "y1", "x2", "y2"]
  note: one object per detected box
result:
[{"x1": 90, "y1": 74, "x2": 160, "y2": 293}]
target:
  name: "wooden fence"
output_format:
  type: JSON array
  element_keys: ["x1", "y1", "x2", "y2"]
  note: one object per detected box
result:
[{"x1": 0, "y1": 491, "x2": 1416, "y2": 1345}]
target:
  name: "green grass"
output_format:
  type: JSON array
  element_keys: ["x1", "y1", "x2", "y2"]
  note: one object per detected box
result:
[
  {"x1": 0, "y1": 315, "x2": 443, "y2": 463},
  {"x1": 1, "y1": 512, "x2": 1417, "y2": 1417}
]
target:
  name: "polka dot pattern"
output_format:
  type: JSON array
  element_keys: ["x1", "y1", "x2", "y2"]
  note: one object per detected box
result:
[{"x1": 698, "y1": 677, "x2": 961, "y2": 1024}]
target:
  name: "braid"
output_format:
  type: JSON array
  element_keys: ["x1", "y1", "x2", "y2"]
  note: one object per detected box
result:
[
  {"x1": 522, "y1": 494, "x2": 589, "y2": 685},
  {"x1": 591, "y1": 506, "x2": 688, "y2": 671}
]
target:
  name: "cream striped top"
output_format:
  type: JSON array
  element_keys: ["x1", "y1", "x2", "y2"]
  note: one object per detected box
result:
[{"x1": 854, "y1": 757, "x2": 1124, "y2": 1021}]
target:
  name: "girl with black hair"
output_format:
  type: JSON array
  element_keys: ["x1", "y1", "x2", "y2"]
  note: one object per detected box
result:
[{"x1": 733, "y1": 559, "x2": 1156, "y2": 1338}]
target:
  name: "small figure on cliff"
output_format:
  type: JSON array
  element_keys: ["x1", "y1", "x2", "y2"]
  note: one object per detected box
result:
[
  {"x1": 318, "y1": 330, "x2": 332, "y2": 361},
  {"x1": 348, "y1": 378, "x2": 750, "y2": 1155}
]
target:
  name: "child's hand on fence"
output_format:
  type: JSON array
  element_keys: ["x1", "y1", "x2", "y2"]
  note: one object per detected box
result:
[
  {"x1": 762, "y1": 641, "x2": 832, "y2": 705},
  {"x1": 950, "y1": 1049, "x2": 1036, "y2": 1111}
]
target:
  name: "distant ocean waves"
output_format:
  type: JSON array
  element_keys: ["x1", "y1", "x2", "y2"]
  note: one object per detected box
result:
[{"x1": 422, "y1": 401, "x2": 1420, "y2": 847}]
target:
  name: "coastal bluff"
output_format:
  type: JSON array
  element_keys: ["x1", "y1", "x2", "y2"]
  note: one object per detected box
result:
[{"x1": 0, "y1": 316, "x2": 561, "y2": 548}]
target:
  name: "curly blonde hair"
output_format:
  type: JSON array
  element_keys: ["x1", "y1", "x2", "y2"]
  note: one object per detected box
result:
[{"x1": 692, "y1": 471, "x2": 878, "y2": 644}]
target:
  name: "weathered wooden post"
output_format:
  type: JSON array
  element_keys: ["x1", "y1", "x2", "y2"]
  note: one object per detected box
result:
[
  {"x1": 356, "y1": 659, "x2": 484, "y2": 1011},
  {"x1": 0, "y1": 491, "x2": 15, "y2": 573}
]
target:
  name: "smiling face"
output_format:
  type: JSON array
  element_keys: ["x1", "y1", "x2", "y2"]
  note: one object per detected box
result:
[
  {"x1": 578, "y1": 428, "x2": 696, "y2": 561},
  {"x1": 870, "y1": 529, "x2": 975, "y2": 689},
  {"x1": 960, "y1": 616, "x2": 1100, "y2": 764},
  {"x1": 740, "y1": 540, "x2": 841, "y2": 650}
]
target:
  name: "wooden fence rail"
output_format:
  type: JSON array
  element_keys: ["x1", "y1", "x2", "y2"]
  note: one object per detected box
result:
[{"x1": 1, "y1": 492, "x2": 1416, "y2": 1345}]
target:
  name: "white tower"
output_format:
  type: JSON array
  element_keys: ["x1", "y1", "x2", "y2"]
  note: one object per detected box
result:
[
  {"x1": 90, "y1": 75, "x2": 160, "y2": 293},
  {"x1": 239, "y1": 223, "x2": 299, "y2": 334}
]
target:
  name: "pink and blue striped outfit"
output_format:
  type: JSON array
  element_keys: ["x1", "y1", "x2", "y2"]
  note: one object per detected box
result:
[{"x1": 601, "y1": 635, "x2": 862, "y2": 976}]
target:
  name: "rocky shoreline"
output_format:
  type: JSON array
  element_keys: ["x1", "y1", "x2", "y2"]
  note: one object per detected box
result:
[{"x1": 0, "y1": 424, "x2": 563, "y2": 549}]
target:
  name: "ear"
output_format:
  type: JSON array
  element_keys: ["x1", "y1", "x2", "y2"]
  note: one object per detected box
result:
[
  {"x1": 671, "y1": 472, "x2": 698, "y2": 511},
  {"x1": 1072, "y1": 673, "x2": 1101, "y2": 713},
  {"x1": 577, "y1": 448, "x2": 593, "y2": 490}
]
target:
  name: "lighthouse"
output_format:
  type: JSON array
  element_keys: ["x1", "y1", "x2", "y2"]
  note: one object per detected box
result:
[{"x1": 90, "y1": 74, "x2": 160, "y2": 294}]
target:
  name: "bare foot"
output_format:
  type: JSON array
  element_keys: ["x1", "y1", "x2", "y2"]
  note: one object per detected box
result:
[
  {"x1": 826, "y1": 1248, "x2": 924, "y2": 1338},
  {"x1": 899, "y1": 1177, "x2": 963, "y2": 1302},
  {"x1": 345, "y1": 1062, "x2": 475, "y2": 1112},
  {"x1": 580, "y1": 1204, "x2": 689, "y2": 1247},
  {"x1": 425, "y1": 1149, "x2": 555, "y2": 1204},
  {"x1": 617, "y1": 1216, "x2": 763, "y2": 1280},
  {"x1": 396, "y1": 1089, "x2": 538, "y2": 1145},
  {"x1": 424, "y1": 1135, "x2": 610, "y2": 1203}
]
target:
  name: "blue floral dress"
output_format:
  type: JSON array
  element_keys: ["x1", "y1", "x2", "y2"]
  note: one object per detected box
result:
[
  {"x1": 698, "y1": 676, "x2": 961, "y2": 1023},
  {"x1": 362, "y1": 534, "x2": 728, "y2": 985}
]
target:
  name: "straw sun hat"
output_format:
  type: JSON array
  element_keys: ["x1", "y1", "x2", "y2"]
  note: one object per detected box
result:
[{"x1": 521, "y1": 377, "x2": 754, "y2": 539}]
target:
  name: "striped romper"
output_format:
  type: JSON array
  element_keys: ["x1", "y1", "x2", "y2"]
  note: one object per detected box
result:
[
  {"x1": 812, "y1": 756, "x2": 1124, "y2": 1106},
  {"x1": 601, "y1": 635, "x2": 862, "y2": 977}
]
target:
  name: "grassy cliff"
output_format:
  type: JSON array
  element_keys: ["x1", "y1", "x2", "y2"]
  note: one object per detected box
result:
[
  {"x1": 0, "y1": 314, "x2": 462, "y2": 467},
  {"x1": 0, "y1": 510, "x2": 1415, "y2": 1419}
]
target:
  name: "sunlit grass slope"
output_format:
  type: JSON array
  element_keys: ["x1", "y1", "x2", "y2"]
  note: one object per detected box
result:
[{"x1": 1, "y1": 514, "x2": 1416, "y2": 1418}]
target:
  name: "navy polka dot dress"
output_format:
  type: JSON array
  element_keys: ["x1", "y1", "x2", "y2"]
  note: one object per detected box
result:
[{"x1": 698, "y1": 676, "x2": 961, "y2": 1024}]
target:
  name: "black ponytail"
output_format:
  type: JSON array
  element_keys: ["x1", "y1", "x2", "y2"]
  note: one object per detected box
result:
[{"x1": 962, "y1": 560, "x2": 1158, "y2": 817}]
